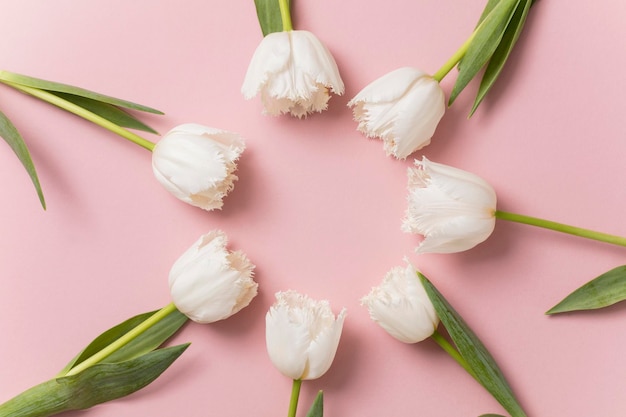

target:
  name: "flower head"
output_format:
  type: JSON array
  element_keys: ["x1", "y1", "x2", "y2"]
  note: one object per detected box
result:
[
  {"x1": 169, "y1": 230, "x2": 257, "y2": 323},
  {"x1": 348, "y1": 67, "x2": 445, "y2": 159},
  {"x1": 361, "y1": 263, "x2": 439, "y2": 343},
  {"x1": 242, "y1": 30, "x2": 344, "y2": 118},
  {"x1": 402, "y1": 157, "x2": 497, "y2": 253},
  {"x1": 152, "y1": 123, "x2": 245, "y2": 210},
  {"x1": 266, "y1": 290, "x2": 346, "y2": 380}
]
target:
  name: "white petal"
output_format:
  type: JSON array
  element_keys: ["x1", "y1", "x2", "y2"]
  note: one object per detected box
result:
[
  {"x1": 349, "y1": 68, "x2": 445, "y2": 159},
  {"x1": 362, "y1": 265, "x2": 438, "y2": 343},
  {"x1": 241, "y1": 32, "x2": 292, "y2": 99},
  {"x1": 349, "y1": 67, "x2": 427, "y2": 105},
  {"x1": 265, "y1": 297, "x2": 311, "y2": 380},
  {"x1": 242, "y1": 31, "x2": 343, "y2": 117},
  {"x1": 169, "y1": 231, "x2": 257, "y2": 323},
  {"x1": 152, "y1": 124, "x2": 244, "y2": 211},
  {"x1": 304, "y1": 308, "x2": 346, "y2": 380}
]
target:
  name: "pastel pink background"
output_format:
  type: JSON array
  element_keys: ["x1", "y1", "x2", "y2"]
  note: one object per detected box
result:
[{"x1": 1, "y1": 1, "x2": 625, "y2": 416}]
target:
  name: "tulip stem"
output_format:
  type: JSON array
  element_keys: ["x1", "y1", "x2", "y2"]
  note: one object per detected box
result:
[
  {"x1": 0, "y1": 80, "x2": 156, "y2": 152},
  {"x1": 432, "y1": 329, "x2": 478, "y2": 380},
  {"x1": 432, "y1": 31, "x2": 477, "y2": 82},
  {"x1": 288, "y1": 379, "x2": 302, "y2": 417},
  {"x1": 495, "y1": 210, "x2": 626, "y2": 247},
  {"x1": 278, "y1": 0, "x2": 293, "y2": 31},
  {"x1": 61, "y1": 302, "x2": 180, "y2": 377}
]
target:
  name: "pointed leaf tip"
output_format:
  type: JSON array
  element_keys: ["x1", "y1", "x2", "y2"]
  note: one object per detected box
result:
[
  {"x1": 0, "y1": 109, "x2": 46, "y2": 209},
  {"x1": 306, "y1": 391, "x2": 324, "y2": 417},
  {"x1": 547, "y1": 265, "x2": 626, "y2": 314}
]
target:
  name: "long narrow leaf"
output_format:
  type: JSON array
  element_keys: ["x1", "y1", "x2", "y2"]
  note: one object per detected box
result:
[
  {"x1": 0, "y1": 70, "x2": 163, "y2": 114},
  {"x1": 0, "y1": 344, "x2": 189, "y2": 417},
  {"x1": 419, "y1": 273, "x2": 527, "y2": 417},
  {"x1": 306, "y1": 391, "x2": 324, "y2": 417},
  {"x1": 475, "y1": 0, "x2": 504, "y2": 28},
  {"x1": 470, "y1": 0, "x2": 533, "y2": 115},
  {"x1": 52, "y1": 92, "x2": 159, "y2": 134},
  {"x1": 547, "y1": 265, "x2": 626, "y2": 314},
  {"x1": 449, "y1": 0, "x2": 519, "y2": 106},
  {"x1": 59, "y1": 308, "x2": 188, "y2": 376},
  {"x1": 254, "y1": 0, "x2": 288, "y2": 36},
  {"x1": 0, "y1": 109, "x2": 45, "y2": 209}
]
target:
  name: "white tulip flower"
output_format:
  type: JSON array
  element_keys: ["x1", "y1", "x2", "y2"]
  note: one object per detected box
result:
[
  {"x1": 266, "y1": 290, "x2": 346, "y2": 380},
  {"x1": 402, "y1": 157, "x2": 497, "y2": 254},
  {"x1": 169, "y1": 230, "x2": 257, "y2": 324},
  {"x1": 152, "y1": 123, "x2": 245, "y2": 211},
  {"x1": 361, "y1": 263, "x2": 439, "y2": 343},
  {"x1": 348, "y1": 67, "x2": 445, "y2": 159},
  {"x1": 241, "y1": 30, "x2": 344, "y2": 118}
]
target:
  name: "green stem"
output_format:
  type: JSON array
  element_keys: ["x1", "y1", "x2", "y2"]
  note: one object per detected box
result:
[
  {"x1": 432, "y1": 30, "x2": 478, "y2": 82},
  {"x1": 431, "y1": 329, "x2": 478, "y2": 380},
  {"x1": 64, "y1": 303, "x2": 178, "y2": 376},
  {"x1": 288, "y1": 379, "x2": 302, "y2": 417},
  {"x1": 495, "y1": 210, "x2": 626, "y2": 247},
  {"x1": 0, "y1": 80, "x2": 155, "y2": 151},
  {"x1": 278, "y1": 0, "x2": 293, "y2": 31}
]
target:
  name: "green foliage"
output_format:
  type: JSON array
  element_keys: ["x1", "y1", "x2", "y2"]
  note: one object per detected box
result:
[
  {"x1": 0, "y1": 344, "x2": 189, "y2": 417},
  {"x1": 547, "y1": 265, "x2": 626, "y2": 314},
  {"x1": 306, "y1": 391, "x2": 324, "y2": 417},
  {"x1": 58, "y1": 308, "x2": 188, "y2": 376},
  {"x1": 0, "y1": 70, "x2": 165, "y2": 208},
  {"x1": 0, "y1": 71, "x2": 162, "y2": 114},
  {"x1": 0, "y1": 109, "x2": 45, "y2": 209},
  {"x1": 450, "y1": 0, "x2": 534, "y2": 115},
  {"x1": 53, "y1": 92, "x2": 158, "y2": 134},
  {"x1": 254, "y1": 0, "x2": 289, "y2": 36},
  {"x1": 419, "y1": 273, "x2": 527, "y2": 417}
]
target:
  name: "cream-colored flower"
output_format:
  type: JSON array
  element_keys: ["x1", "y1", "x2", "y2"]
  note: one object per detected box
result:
[
  {"x1": 169, "y1": 230, "x2": 257, "y2": 323},
  {"x1": 348, "y1": 67, "x2": 445, "y2": 159},
  {"x1": 152, "y1": 123, "x2": 244, "y2": 210},
  {"x1": 241, "y1": 30, "x2": 344, "y2": 118},
  {"x1": 266, "y1": 290, "x2": 346, "y2": 380},
  {"x1": 402, "y1": 157, "x2": 497, "y2": 253},
  {"x1": 362, "y1": 263, "x2": 439, "y2": 343}
]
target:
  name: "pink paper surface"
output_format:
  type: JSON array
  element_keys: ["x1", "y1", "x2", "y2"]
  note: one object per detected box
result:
[{"x1": 1, "y1": 1, "x2": 626, "y2": 416}]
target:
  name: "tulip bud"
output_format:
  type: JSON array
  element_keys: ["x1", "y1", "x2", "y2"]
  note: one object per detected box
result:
[
  {"x1": 348, "y1": 67, "x2": 445, "y2": 159},
  {"x1": 402, "y1": 157, "x2": 497, "y2": 253},
  {"x1": 169, "y1": 230, "x2": 257, "y2": 323},
  {"x1": 361, "y1": 264, "x2": 439, "y2": 343},
  {"x1": 152, "y1": 124, "x2": 245, "y2": 210},
  {"x1": 266, "y1": 290, "x2": 346, "y2": 380},
  {"x1": 242, "y1": 30, "x2": 344, "y2": 118}
]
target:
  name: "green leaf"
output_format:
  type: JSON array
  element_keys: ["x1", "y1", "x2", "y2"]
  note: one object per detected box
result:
[
  {"x1": 59, "y1": 308, "x2": 188, "y2": 376},
  {"x1": 254, "y1": 0, "x2": 288, "y2": 36},
  {"x1": 469, "y1": 0, "x2": 533, "y2": 115},
  {"x1": 0, "y1": 344, "x2": 189, "y2": 417},
  {"x1": 306, "y1": 391, "x2": 323, "y2": 417},
  {"x1": 479, "y1": 414, "x2": 507, "y2": 417},
  {"x1": 0, "y1": 70, "x2": 163, "y2": 114},
  {"x1": 52, "y1": 92, "x2": 158, "y2": 134},
  {"x1": 547, "y1": 265, "x2": 626, "y2": 314},
  {"x1": 419, "y1": 273, "x2": 527, "y2": 417},
  {"x1": 449, "y1": 0, "x2": 519, "y2": 106},
  {"x1": 474, "y1": 0, "x2": 504, "y2": 28},
  {"x1": 0, "y1": 109, "x2": 46, "y2": 209}
]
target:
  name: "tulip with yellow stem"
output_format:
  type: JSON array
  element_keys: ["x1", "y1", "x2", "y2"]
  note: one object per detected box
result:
[
  {"x1": 0, "y1": 230, "x2": 257, "y2": 417},
  {"x1": 266, "y1": 290, "x2": 346, "y2": 417}
]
